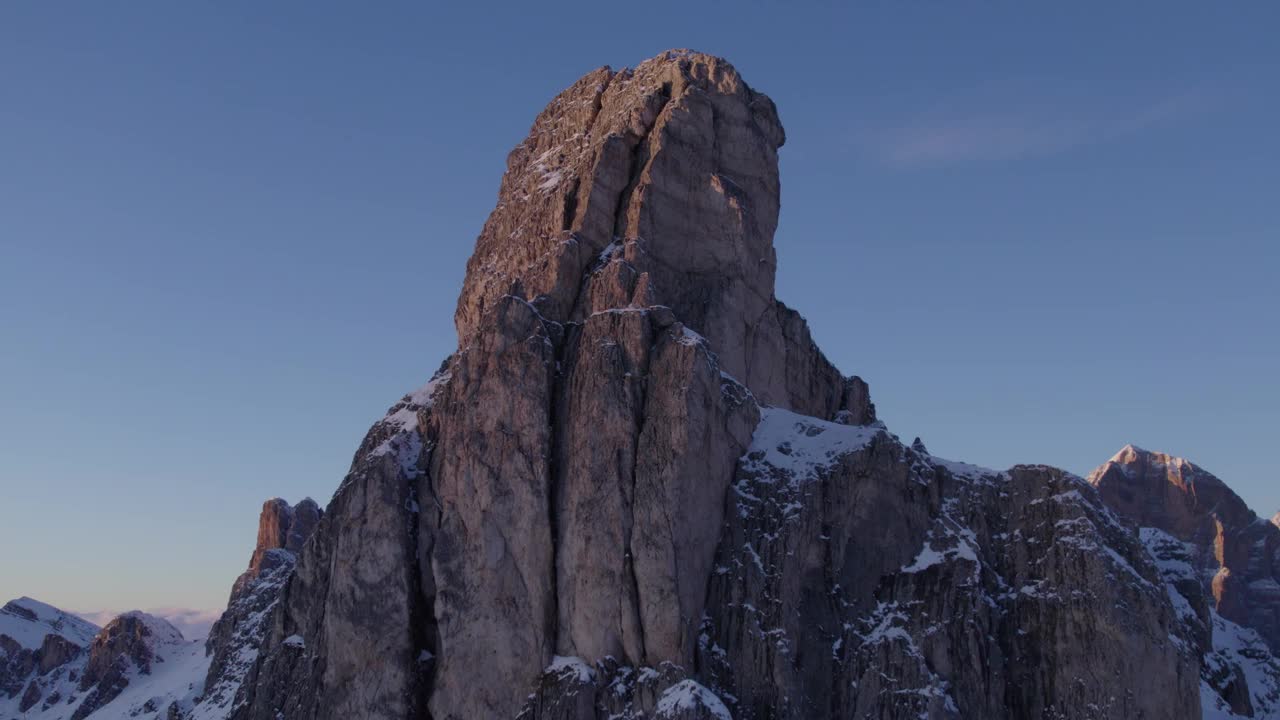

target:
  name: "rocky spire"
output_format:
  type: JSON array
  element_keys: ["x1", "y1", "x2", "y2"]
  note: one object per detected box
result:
[
  {"x1": 201, "y1": 498, "x2": 322, "y2": 717},
  {"x1": 233, "y1": 497, "x2": 321, "y2": 598},
  {"x1": 72, "y1": 612, "x2": 185, "y2": 720},
  {"x1": 229, "y1": 51, "x2": 1200, "y2": 720}
]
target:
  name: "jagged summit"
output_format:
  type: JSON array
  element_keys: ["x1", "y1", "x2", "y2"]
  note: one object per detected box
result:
[{"x1": 1106, "y1": 443, "x2": 1200, "y2": 472}]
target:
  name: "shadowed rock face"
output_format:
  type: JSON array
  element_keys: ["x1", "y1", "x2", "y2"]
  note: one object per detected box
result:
[
  {"x1": 229, "y1": 51, "x2": 1204, "y2": 720},
  {"x1": 1089, "y1": 445, "x2": 1280, "y2": 654}
]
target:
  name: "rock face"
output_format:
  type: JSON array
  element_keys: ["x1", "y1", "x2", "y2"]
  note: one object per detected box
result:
[
  {"x1": 1089, "y1": 446, "x2": 1280, "y2": 717},
  {"x1": 225, "y1": 50, "x2": 1231, "y2": 719},
  {"x1": 199, "y1": 498, "x2": 322, "y2": 718}
]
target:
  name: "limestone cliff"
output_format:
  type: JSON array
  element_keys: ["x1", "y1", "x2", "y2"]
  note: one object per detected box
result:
[{"x1": 225, "y1": 51, "x2": 1218, "y2": 720}]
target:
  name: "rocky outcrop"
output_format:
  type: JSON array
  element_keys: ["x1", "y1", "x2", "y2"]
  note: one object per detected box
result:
[
  {"x1": 199, "y1": 498, "x2": 322, "y2": 718},
  {"x1": 71, "y1": 612, "x2": 186, "y2": 719},
  {"x1": 230, "y1": 498, "x2": 321, "y2": 599},
  {"x1": 227, "y1": 50, "x2": 1214, "y2": 719}
]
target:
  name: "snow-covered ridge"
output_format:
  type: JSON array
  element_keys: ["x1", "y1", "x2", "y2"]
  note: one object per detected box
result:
[{"x1": 0, "y1": 597, "x2": 99, "y2": 650}]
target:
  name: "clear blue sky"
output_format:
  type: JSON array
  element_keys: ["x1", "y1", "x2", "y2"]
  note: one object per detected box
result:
[{"x1": 2, "y1": 3, "x2": 1277, "y2": 613}]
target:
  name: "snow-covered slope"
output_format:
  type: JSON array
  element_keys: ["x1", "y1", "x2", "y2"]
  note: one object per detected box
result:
[
  {"x1": 1139, "y1": 527, "x2": 1280, "y2": 718},
  {"x1": 1, "y1": 598, "x2": 99, "y2": 651},
  {"x1": 1201, "y1": 611, "x2": 1280, "y2": 719}
]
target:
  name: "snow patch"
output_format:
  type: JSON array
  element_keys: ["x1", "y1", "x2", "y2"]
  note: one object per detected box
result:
[
  {"x1": 654, "y1": 679, "x2": 732, "y2": 720},
  {"x1": 741, "y1": 406, "x2": 880, "y2": 484},
  {"x1": 546, "y1": 655, "x2": 596, "y2": 684}
]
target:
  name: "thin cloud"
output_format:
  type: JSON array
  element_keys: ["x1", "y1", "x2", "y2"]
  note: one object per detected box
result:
[
  {"x1": 75, "y1": 606, "x2": 223, "y2": 640},
  {"x1": 858, "y1": 89, "x2": 1209, "y2": 168}
]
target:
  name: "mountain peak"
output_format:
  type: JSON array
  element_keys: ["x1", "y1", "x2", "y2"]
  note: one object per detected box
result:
[
  {"x1": 1088, "y1": 446, "x2": 1280, "y2": 661},
  {"x1": 1088, "y1": 445, "x2": 1253, "y2": 531},
  {"x1": 1105, "y1": 443, "x2": 1195, "y2": 470}
]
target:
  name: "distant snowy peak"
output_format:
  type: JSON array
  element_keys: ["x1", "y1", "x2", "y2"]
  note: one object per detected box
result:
[
  {"x1": 1096, "y1": 444, "x2": 1208, "y2": 486},
  {"x1": 0, "y1": 597, "x2": 99, "y2": 651},
  {"x1": 112, "y1": 611, "x2": 186, "y2": 650},
  {"x1": 1, "y1": 599, "x2": 206, "y2": 720},
  {"x1": 1094, "y1": 445, "x2": 1280, "y2": 716},
  {"x1": 1088, "y1": 444, "x2": 1257, "y2": 534}
]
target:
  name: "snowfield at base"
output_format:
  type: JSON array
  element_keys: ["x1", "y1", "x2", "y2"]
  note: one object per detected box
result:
[
  {"x1": 89, "y1": 639, "x2": 211, "y2": 720},
  {"x1": 654, "y1": 679, "x2": 732, "y2": 720},
  {"x1": 1201, "y1": 611, "x2": 1280, "y2": 719}
]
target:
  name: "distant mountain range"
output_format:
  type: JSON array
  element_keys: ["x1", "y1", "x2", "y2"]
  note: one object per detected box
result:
[{"x1": 5, "y1": 50, "x2": 1279, "y2": 720}]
